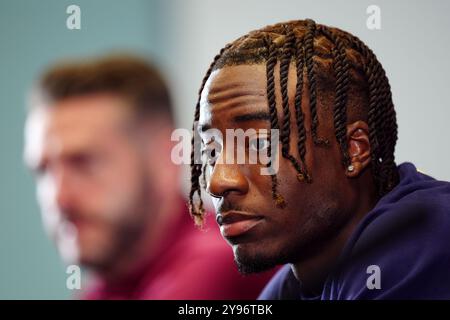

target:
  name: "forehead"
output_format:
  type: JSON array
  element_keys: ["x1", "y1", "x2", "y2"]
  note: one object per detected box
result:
[
  {"x1": 24, "y1": 94, "x2": 131, "y2": 166},
  {"x1": 46, "y1": 94, "x2": 130, "y2": 132},
  {"x1": 199, "y1": 64, "x2": 267, "y2": 124}
]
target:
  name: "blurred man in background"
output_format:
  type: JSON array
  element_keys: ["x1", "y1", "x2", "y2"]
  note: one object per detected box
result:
[{"x1": 23, "y1": 54, "x2": 273, "y2": 299}]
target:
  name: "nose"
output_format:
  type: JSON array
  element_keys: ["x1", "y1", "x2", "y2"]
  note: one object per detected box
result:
[{"x1": 207, "y1": 159, "x2": 249, "y2": 199}]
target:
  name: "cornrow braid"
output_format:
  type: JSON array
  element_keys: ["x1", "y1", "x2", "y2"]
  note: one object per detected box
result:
[
  {"x1": 264, "y1": 36, "x2": 286, "y2": 208},
  {"x1": 317, "y1": 25, "x2": 351, "y2": 168},
  {"x1": 304, "y1": 19, "x2": 330, "y2": 147},
  {"x1": 293, "y1": 36, "x2": 311, "y2": 182},
  {"x1": 376, "y1": 67, "x2": 398, "y2": 192},
  {"x1": 279, "y1": 26, "x2": 307, "y2": 181},
  {"x1": 365, "y1": 45, "x2": 398, "y2": 192}
]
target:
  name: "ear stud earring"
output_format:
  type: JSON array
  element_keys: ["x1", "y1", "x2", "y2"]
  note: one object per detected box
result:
[{"x1": 347, "y1": 164, "x2": 355, "y2": 172}]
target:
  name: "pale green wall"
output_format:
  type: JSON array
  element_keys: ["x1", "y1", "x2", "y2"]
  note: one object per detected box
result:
[{"x1": 0, "y1": 0, "x2": 166, "y2": 299}]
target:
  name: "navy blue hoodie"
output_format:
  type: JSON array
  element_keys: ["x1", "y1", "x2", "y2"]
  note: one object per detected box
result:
[{"x1": 259, "y1": 162, "x2": 450, "y2": 299}]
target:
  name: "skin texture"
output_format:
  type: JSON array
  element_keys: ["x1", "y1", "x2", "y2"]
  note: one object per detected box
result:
[
  {"x1": 199, "y1": 64, "x2": 379, "y2": 295},
  {"x1": 24, "y1": 93, "x2": 180, "y2": 281}
]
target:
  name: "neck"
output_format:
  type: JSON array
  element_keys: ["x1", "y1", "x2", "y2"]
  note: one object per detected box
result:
[{"x1": 292, "y1": 176, "x2": 379, "y2": 296}]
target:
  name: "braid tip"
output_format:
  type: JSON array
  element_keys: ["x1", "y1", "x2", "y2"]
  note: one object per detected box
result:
[
  {"x1": 188, "y1": 203, "x2": 206, "y2": 228},
  {"x1": 274, "y1": 194, "x2": 287, "y2": 208},
  {"x1": 300, "y1": 172, "x2": 313, "y2": 183}
]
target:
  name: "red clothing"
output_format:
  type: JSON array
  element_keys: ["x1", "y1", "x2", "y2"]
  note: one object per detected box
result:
[{"x1": 82, "y1": 201, "x2": 275, "y2": 299}]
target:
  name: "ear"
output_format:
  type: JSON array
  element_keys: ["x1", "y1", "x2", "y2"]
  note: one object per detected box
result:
[{"x1": 345, "y1": 120, "x2": 371, "y2": 178}]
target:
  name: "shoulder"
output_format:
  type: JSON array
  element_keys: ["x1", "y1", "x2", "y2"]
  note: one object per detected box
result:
[
  {"x1": 330, "y1": 180, "x2": 450, "y2": 299},
  {"x1": 258, "y1": 265, "x2": 301, "y2": 300}
]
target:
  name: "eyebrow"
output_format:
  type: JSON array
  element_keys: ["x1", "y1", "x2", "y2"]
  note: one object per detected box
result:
[
  {"x1": 233, "y1": 111, "x2": 270, "y2": 123},
  {"x1": 198, "y1": 111, "x2": 270, "y2": 133},
  {"x1": 208, "y1": 87, "x2": 265, "y2": 105}
]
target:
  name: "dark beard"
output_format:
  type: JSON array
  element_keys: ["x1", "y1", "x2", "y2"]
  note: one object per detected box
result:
[
  {"x1": 234, "y1": 248, "x2": 291, "y2": 274},
  {"x1": 232, "y1": 220, "x2": 341, "y2": 275},
  {"x1": 235, "y1": 257, "x2": 279, "y2": 274}
]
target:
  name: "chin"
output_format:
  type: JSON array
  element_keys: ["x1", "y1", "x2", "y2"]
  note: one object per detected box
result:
[
  {"x1": 232, "y1": 241, "x2": 288, "y2": 274},
  {"x1": 77, "y1": 249, "x2": 96, "y2": 268},
  {"x1": 75, "y1": 239, "x2": 106, "y2": 268}
]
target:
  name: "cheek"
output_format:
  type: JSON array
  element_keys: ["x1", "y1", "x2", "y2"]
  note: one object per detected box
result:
[
  {"x1": 273, "y1": 157, "x2": 333, "y2": 222},
  {"x1": 246, "y1": 165, "x2": 274, "y2": 201},
  {"x1": 312, "y1": 139, "x2": 347, "y2": 179},
  {"x1": 87, "y1": 158, "x2": 146, "y2": 222},
  {"x1": 105, "y1": 176, "x2": 143, "y2": 220},
  {"x1": 277, "y1": 165, "x2": 345, "y2": 239}
]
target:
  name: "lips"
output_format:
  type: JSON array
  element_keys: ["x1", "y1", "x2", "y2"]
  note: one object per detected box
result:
[{"x1": 217, "y1": 211, "x2": 263, "y2": 238}]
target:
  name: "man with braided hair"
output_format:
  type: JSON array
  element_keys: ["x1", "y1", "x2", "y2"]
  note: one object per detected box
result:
[{"x1": 191, "y1": 19, "x2": 450, "y2": 299}]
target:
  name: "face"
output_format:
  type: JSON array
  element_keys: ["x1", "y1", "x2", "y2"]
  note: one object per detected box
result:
[
  {"x1": 24, "y1": 94, "x2": 156, "y2": 270},
  {"x1": 199, "y1": 64, "x2": 360, "y2": 273}
]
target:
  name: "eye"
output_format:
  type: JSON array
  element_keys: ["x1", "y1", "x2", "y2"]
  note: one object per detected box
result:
[
  {"x1": 202, "y1": 141, "x2": 221, "y2": 165},
  {"x1": 249, "y1": 137, "x2": 269, "y2": 152},
  {"x1": 68, "y1": 153, "x2": 99, "y2": 175}
]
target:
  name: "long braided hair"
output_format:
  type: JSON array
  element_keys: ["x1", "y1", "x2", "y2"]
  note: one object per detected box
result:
[{"x1": 189, "y1": 19, "x2": 399, "y2": 225}]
